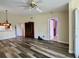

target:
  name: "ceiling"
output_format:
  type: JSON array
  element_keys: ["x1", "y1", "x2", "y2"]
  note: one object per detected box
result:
[{"x1": 0, "y1": 0, "x2": 69, "y2": 16}]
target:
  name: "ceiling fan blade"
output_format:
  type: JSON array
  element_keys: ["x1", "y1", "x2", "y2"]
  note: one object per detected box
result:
[
  {"x1": 36, "y1": 7, "x2": 42, "y2": 12},
  {"x1": 17, "y1": 5, "x2": 29, "y2": 7},
  {"x1": 11, "y1": 1, "x2": 25, "y2": 4}
]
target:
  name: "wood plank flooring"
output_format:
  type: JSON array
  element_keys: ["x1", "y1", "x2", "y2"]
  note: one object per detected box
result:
[{"x1": 0, "y1": 37, "x2": 74, "y2": 58}]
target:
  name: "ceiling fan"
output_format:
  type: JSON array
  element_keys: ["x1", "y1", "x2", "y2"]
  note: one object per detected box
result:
[{"x1": 19, "y1": 0, "x2": 42, "y2": 12}]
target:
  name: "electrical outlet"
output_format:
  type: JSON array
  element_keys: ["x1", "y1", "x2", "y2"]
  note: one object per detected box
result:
[{"x1": 43, "y1": 35, "x2": 45, "y2": 38}]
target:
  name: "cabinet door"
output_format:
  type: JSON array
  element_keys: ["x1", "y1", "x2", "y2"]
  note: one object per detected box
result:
[{"x1": 75, "y1": 9, "x2": 79, "y2": 58}]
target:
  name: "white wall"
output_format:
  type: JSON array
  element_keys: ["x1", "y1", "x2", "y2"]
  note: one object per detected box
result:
[
  {"x1": 69, "y1": 0, "x2": 79, "y2": 53},
  {"x1": 16, "y1": 23, "x2": 25, "y2": 37},
  {"x1": 16, "y1": 24, "x2": 22, "y2": 37},
  {"x1": 25, "y1": 11, "x2": 69, "y2": 44},
  {"x1": 21, "y1": 24, "x2": 25, "y2": 37},
  {"x1": 0, "y1": 11, "x2": 69, "y2": 45}
]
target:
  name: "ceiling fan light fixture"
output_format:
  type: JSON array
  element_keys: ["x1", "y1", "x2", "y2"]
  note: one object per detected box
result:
[
  {"x1": 32, "y1": 1, "x2": 36, "y2": 4},
  {"x1": 30, "y1": 3, "x2": 37, "y2": 8}
]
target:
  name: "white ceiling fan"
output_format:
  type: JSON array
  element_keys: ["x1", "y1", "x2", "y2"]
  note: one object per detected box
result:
[{"x1": 19, "y1": 0, "x2": 42, "y2": 13}]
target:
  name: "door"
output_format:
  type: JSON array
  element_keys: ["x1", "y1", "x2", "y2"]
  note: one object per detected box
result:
[{"x1": 25, "y1": 22, "x2": 34, "y2": 38}]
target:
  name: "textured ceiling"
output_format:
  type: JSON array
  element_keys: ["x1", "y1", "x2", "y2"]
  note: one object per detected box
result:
[{"x1": 0, "y1": 0, "x2": 69, "y2": 16}]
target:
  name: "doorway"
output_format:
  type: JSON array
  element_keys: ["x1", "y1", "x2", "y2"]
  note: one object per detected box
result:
[
  {"x1": 25, "y1": 22, "x2": 34, "y2": 38},
  {"x1": 49, "y1": 18, "x2": 57, "y2": 41}
]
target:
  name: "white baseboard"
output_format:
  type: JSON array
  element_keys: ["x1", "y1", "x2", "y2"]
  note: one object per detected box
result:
[
  {"x1": 35, "y1": 37, "x2": 69, "y2": 44},
  {"x1": 69, "y1": 49, "x2": 74, "y2": 54},
  {"x1": 57, "y1": 40, "x2": 69, "y2": 44}
]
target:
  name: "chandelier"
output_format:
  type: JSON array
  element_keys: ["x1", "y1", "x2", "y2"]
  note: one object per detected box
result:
[{"x1": 0, "y1": 10, "x2": 11, "y2": 29}]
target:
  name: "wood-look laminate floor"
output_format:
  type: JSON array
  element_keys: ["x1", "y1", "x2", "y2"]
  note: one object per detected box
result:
[{"x1": 0, "y1": 37, "x2": 74, "y2": 58}]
